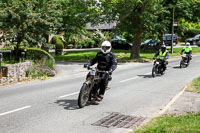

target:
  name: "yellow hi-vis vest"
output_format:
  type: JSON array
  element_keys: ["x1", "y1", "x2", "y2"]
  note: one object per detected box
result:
[
  {"x1": 183, "y1": 46, "x2": 192, "y2": 53},
  {"x1": 158, "y1": 50, "x2": 167, "y2": 59}
]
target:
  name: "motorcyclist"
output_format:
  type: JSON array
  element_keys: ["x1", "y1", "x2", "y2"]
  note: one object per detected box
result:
[
  {"x1": 181, "y1": 42, "x2": 192, "y2": 63},
  {"x1": 84, "y1": 40, "x2": 117, "y2": 101},
  {"x1": 153, "y1": 45, "x2": 169, "y2": 71}
]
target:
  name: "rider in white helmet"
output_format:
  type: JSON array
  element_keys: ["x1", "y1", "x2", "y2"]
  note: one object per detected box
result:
[
  {"x1": 101, "y1": 40, "x2": 112, "y2": 54},
  {"x1": 85, "y1": 40, "x2": 117, "y2": 101}
]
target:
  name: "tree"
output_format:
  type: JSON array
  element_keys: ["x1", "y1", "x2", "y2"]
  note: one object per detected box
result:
[
  {"x1": 59, "y1": 0, "x2": 99, "y2": 44},
  {"x1": 101, "y1": 0, "x2": 165, "y2": 58},
  {"x1": 0, "y1": 0, "x2": 62, "y2": 56}
]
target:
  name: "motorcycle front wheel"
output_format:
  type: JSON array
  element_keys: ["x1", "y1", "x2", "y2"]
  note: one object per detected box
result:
[
  {"x1": 180, "y1": 60, "x2": 184, "y2": 68},
  {"x1": 78, "y1": 83, "x2": 90, "y2": 108},
  {"x1": 152, "y1": 66, "x2": 156, "y2": 78}
]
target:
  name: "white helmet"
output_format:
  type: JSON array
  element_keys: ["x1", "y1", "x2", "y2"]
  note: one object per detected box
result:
[
  {"x1": 101, "y1": 41, "x2": 112, "y2": 54},
  {"x1": 186, "y1": 42, "x2": 190, "y2": 46}
]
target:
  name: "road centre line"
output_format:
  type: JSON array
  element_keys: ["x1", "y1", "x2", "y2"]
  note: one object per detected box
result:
[
  {"x1": 120, "y1": 76, "x2": 139, "y2": 83},
  {"x1": 0, "y1": 106, "x2": 31, "y2": 116},
  {"x1": 58, "y1": 92, "x2": 79, "y2": 99}
]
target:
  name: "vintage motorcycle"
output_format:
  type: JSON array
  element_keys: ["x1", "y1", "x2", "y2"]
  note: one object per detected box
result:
[
  {"x1": 152, "y1": 58, "x2": 166, "y2": 77},
  {"x1": 78, "y1": 64, "x2": 109, "y2": 108}
]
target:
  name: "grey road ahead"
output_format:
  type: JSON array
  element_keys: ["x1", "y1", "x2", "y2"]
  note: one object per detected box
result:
[{"x1": 1, "y1": 55, "x2": 200, "y2": 133}]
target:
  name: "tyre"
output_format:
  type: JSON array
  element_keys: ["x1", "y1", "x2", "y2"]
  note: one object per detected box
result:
[
  {"x1": 152, "y1": 67, "x2": 156, "y2": 78},
  {"x1": 78, "y1": 83, "x2": 90, "y2": 108},
  {"x1": 180, "y1": 61, "x2": 183, "y2": 68},
  {"x1": 161, "y1": 69, "x2": 165, "y2": 75}
]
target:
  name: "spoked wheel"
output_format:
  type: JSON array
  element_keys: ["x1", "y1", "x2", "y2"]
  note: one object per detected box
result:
[
  {"x1": 78, "y1": 83, "x2": 90, "y2": 108},
  {"x1": 152, "y1": 67, "x2": 156, "y2": 78}
]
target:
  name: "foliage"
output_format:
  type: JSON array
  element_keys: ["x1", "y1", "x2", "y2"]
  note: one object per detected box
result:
[
  {"x1": 41, "y1": 43, "x2": 56, "y2": 50},
  {"x1": 0, "y1": 0, "x2": 62, "y2": 48},
  {"x1": 64, "y1": 29, "x2": 111, "y2": 48},
  {"x1": 135, "y1": 113, "x2": 200, "y2": 133},
  {"x1": 100, "y1": 0, "x2": 165, "y2": 58},
  {"x1": 24, "y1": 47, "x2": 55, "y2": 69},
  {"x1": 51, "y1": 35, "x2": 64, "y2": 50},
  {"x1": 27, "y1": 60, "x2": 56, "y2": 80}
]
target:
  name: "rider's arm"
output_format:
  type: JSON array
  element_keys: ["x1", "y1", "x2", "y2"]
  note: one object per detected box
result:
[
  {"x1": 109, "y1": 53, "x2": 117, "y2": 72},
  {"x1": 154, "y1": 51, "x2": 159, "y2": 58},
  {"x1": 88, "y1": 53, "x2": 98, "y2": 66},
  {"x1": 164, "y1": 51, "x2": 169, "y2": 60},
  {"x1": 181, "y1": 49, "x2": 184, "y2": 54}
]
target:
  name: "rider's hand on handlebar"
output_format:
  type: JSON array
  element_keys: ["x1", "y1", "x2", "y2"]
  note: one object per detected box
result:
[
  {"x1": 153, "y1": 57, "x2": 156, "y2": 60},
  {"x1": 108, "y1": 69, "x2": 112, "y2": 75},
  {"x1": 83, "y1": 64, "x2": 88, "y2": 68}
]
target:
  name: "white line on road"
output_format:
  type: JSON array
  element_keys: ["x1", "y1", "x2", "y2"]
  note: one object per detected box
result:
[
  {"x1": 158, "y1": 86, "x2": 187, "y2": 115},
  {"x1": 0, "y1": 106, "x2": 31, "y2": 116},
  {"x1": 58, "y1": 92, "x2": 79, "y2": 99},
  {"x1": 194, "y1": 60, "x2": 200, "y2": 63},
  {"x1": 120, "y1": 76, "x2": 139, "y2": 83}
]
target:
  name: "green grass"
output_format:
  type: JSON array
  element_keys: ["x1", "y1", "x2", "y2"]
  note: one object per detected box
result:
[
  {"x1": 135, "y1": 113, "x2": 200, "y2": 133},
  {"x1": 55, "y1": 47, "x2": 200, "y2": 62},
  {"x1": 186, "y1": 76, "x2": 200, "y2": 93}
]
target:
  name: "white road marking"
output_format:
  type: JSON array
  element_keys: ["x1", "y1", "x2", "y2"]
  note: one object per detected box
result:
[
  {"x1": 120, "y1": 76, "x2": 139, "y2": 83},
  {"x1": 0, "y1": 106, "x2": 31, "y2": 116},
  {"x1": 158, "y1": 85, "x2": 187, "y2": 115},
  {"x1": 194, "y1": 60, "x2": 200, "y2": 63},
  {"x1": 58, "y1": 92, "x2": 79, "y2": 99}
]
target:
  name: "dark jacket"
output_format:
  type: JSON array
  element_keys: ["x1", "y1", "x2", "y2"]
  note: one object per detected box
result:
[{"x1": 89, "y1": 52, "x2": 117, "y2": 72}]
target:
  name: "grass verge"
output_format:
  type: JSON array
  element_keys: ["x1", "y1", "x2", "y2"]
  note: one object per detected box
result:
[
  {"x1": 55, "y1": 47, "x2": 200, "y2": 62},
  {"x1": 186, "y1": 76, "x2": 200, "y2": 93},
  {"x1": 135, "y1": 113, "x2": 200, "y2": 133}
]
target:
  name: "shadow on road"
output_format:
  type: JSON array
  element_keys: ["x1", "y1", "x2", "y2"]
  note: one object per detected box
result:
[
  {"x1": 137, "y1": 74, "x2": 153, "y2": 78},
  {"x1": 55, "y1": 99, "x2": 99, "y2": 110},
  {"x1": 173, "y1": 66, "x2": 181, "y2": 69}
]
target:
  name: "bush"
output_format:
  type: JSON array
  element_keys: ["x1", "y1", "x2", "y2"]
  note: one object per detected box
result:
[
  {"x1": 41, "y1": 43, "x2": 56, "y2": 50},
  {"x1": 23, "y1": 47, "x2": 55, "y2": 69},
  {"x1": 51, "y1": 35, "x2": 64, "y2": 50},
  {"x1": 26, "y1": 61, "x2": 56, "y2": 80}
]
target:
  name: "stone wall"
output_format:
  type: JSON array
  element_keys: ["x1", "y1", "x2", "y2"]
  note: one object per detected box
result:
[{"x1": 0, "y1": 61, "x2": 32, "y2": 84}]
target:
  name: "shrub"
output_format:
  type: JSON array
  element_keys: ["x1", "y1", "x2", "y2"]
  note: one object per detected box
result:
[
  {"x1": 26, "y1": 61, "x2": 56, "y2": 80},
  {"x1": 51, "y1": 35, "x2": 64, "y2": 50},
  {"x1": 23, "y1": 47, "x2": 55, "y2": 69}
]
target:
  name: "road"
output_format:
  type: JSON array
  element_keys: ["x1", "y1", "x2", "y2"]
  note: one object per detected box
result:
[{"x1": 1, "y1": 55, "x2": 200, "y2": 133}]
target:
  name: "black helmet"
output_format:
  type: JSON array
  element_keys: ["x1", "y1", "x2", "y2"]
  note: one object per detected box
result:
[{"x1": 161, "y1": 45, "x2": 166, "y2": 51}]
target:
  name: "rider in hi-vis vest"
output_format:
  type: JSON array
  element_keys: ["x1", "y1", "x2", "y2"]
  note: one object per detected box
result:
[
  {"x1": 153, "y1": 45, "x2": 169, "y2": 71},
  {"x1": 181, "y1": 42, "x2": 192, "y2": 63}
]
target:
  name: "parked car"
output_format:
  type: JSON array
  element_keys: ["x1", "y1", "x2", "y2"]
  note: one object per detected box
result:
[
  {"x1": 162, "y1": 34, "x2": 178, "y2": 46},
  {"x1": 141, "y1": 39, "x2": 159, "y2": 49},
  {"x1": 185, "y1": 37, "x2": 194, "y2": 45},
  {"x1": 192, "y1": 34, "x2": 200, "y2": 46},
  {"x1": 110, "y1": 36, "x2": 132, "y2": 50}
]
